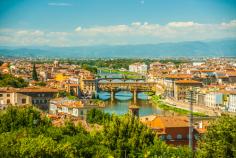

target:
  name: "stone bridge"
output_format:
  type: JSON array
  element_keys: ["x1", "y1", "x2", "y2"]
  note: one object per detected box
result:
[{"x1": 97, "y1": 81, "x2": 164, "y2": 103}]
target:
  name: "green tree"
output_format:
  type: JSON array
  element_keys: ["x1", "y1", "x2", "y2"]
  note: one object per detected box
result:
[
  {"x1": 86, "y1": 109, "x2": 111, "y2": 124},
  {"x1": 196, "y1": 115, "x2": 236, "y2": 158},
  {"x1": 0, "y1": 74, "x2": 28, "y2": 88},
  {"x1": 32, "y1": 63, "x2": 38, "y2": 81},
  {"x1": 35, "y1": 81, "x2": 46, "y2": 87}
]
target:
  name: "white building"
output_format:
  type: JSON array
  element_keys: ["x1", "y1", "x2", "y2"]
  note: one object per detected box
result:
[
  {"x1": 227, "y1": 93, "x2": 236, "y2": 112},
  {"x1": 192, "y1": 62, "x2": 205, "y2": 66},
  {"x1": 49, "y1": 98, "x2": 105, "y2": 119},
  {"x1": 129, "y1": 63, "x2": 147, "y2": 74},
  {"x1": 205, "y1": 92, "x2": 223, "y2": 108}
]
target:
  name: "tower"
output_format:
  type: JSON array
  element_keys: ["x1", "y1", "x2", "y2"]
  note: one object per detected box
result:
[{"x1": 129, "y1": 105, "x2": 140, "y2": 117}]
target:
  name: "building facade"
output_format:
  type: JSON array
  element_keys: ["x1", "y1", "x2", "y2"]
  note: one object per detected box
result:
[
  {"x1": 129, "y1": 63, "x2": 147, "y2": 74},
  {"x1": 205, "y1": 92, "x2": 223, "y2": 108},
  {"x1": 0, "y1": 87, "x2": 58, "y2": 110},
  {"x1": 174, "y1": 80, "x2": 202, "y2": 101}
]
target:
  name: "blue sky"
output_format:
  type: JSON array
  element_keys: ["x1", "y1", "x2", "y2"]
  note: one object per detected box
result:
[{"x1": 0, "y1": 0, "x2": 236, "y2": 46}]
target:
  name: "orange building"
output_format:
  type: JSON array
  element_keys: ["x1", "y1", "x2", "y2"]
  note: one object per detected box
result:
[{"x1": 141, "y1": 116, "x2": 202, "y2": 147}]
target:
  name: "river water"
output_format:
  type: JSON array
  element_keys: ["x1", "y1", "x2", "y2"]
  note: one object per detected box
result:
[{"x1": 97, "y1": 91, "x2": 163, "y2": 116}]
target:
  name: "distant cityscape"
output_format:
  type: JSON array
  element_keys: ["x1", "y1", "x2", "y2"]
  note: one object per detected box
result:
[
  {"x1": 0, "y1": 0, "x2": 236, "y2": 157},
  {"x1": 0, "y1": 57, "x2": 235, "y2": 149}
]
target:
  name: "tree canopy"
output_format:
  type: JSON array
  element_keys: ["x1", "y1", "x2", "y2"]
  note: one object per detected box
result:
[
  {"x1": 196, "y1": 115, "x2": 236, "y2": 158},
  {"x1": 0, "y1": 73, "x2": 28, "y2": 88},
  {"x1": 32, "y1": 63, "x2": 38, "y2": 81},
  {"x1": 0, "y1": 107, "x2": 193, "y2": 158}
]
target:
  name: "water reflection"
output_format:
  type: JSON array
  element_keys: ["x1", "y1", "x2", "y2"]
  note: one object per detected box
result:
[{"x1": 98, "y1": 91, "x2": 162, "y2": 116}]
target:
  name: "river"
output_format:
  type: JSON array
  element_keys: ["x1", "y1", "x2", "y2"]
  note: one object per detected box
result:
[{"x1": 97, "y1": 91, "x2": 163, "y2": 116}]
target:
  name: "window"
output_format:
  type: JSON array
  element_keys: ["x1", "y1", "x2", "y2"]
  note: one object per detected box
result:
[
  {"x1": 22, "y1": 98, "x2": 26, "y2": 104},
  {"x1": 177, "y1": 134, "x2": 182, "y2": 140},
  {"x1": 7, "y1": 94, "x2": 10, "y2": 97},
  {"x1": 7, "y1": 99, "x2": 10, "y2": 104},
  {"x1": 159, "y1": 135, "x2": 165, "y2": 140},
  {"x1": 0, "y1": 94, "x2": 3, "y2": 97},
  {"x1": 38, "y1": 94, "x2": 41, "y2": 97},
  {"x1": 41, "y1": 93, "x2": 45, "y2": 97},
  {"x1": 194, "y1": 134, "x2": 199, "y2": 140},
  {"x1": 44, "y1": 100, "x2": 47, "y2": 104},
  {"x1": 167, "y1": 134, "x2": 172, "y2": 140}
]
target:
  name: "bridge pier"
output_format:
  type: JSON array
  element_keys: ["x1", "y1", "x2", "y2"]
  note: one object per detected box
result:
[
  {"x1": 110, "y1": 89, "x2": 115, "y2": 102},
  {"x1": 133, "y1": 89, "x2": 137, "y2": 104}
]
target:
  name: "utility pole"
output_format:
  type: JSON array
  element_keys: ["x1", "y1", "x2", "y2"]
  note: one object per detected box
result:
[{"x1": 186, "y1": 88, "x2": 197, "y2": 150}]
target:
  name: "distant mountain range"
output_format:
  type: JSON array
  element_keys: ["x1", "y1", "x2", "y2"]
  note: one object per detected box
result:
[{"x1": 0, "y1": 39, "x2": 236, "y2": 58}]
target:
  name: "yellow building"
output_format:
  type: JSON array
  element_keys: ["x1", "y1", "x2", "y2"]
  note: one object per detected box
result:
[{"x1": 55, "y1": 73, "x2": 68, "y2": 82}]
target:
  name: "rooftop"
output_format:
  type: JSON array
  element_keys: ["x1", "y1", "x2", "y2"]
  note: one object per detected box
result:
[
  {"x1": 175, "y1": 79, "x2": 202, "y2": 84},
  {"x1": 143, "y1": 116, "x2": 190, "y2": 129}
]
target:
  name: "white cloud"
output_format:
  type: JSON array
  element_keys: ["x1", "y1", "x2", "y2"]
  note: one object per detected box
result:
[
  {"x1": 0, "y1": 20, "x2": 236, "y2": 46},
  {"x1": 80, "y1": 25, "x2": 130, "y2": 34},
  {"x1": 167, "y1": 21, "x2": 200, "y2": 27},
  {"x1": 75, "y1": 26, "x2": 82, "y2": 32},
  {"x1": 48, "y1": 2, "x2": 72, "y2": 7}
]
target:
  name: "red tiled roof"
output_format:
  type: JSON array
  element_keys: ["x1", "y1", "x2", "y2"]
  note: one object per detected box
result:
[
  {"x1": 175, "y1": 79, "x2": 202, "y2": 84},
  {"x1": 143, "y1": 116, "x2": 190, "y2": 128},
  {"x1": 165, "y1": 74, "x2": 192, "y2": 79}
]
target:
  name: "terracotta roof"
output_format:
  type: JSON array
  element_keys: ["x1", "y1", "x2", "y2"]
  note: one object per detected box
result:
[
  {"x1": 227, "y1": 71, "x2": 236, "y2": 77},
  {"x1": 194, "y1": 120, "x2": 209, "y2": 134},
  {"x1": 143, "y1": 116, "x2": 190, "y2": 128},
  {"x1": 175, "y1": 79, "x2": 202, "y2": 84},
  {"x1": 218, "y1": 90, "x2": 236, "y2": 95},
  {"x1": 165, "y1": 74, "x2": 192, "y2": 79},
  {"x1": 200, "y1": 70, "x2": 215, "y2": 73},
  {"x1": 57, "y1": 101, "x2": 83, "y2": 108}
]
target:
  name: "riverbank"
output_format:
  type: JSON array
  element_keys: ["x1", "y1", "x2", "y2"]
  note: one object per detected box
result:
[{"x1": 151, "y1": 95, "x2": 207, "y2": 117}]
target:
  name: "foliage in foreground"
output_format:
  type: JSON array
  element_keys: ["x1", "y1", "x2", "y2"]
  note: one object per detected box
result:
[
  {"x1": 0, "y1": 106, "x2": 193, "y2": 158},
  {"x1": 196, "y1": 115, "x2": 236, "y2": 158}
]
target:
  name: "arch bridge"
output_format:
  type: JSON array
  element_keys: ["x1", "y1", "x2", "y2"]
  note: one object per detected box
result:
[
  {"x1": 96, "y1": 78, "x2": 145, "y2": 83},
  {"x1": 97, "y1": 81, "x2": 162, "y2": 103}
]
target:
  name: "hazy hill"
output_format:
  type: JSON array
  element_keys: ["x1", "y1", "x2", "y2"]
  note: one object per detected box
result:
[{"x1": 0, "y1": 39, "x2": 235, "y2": 58}]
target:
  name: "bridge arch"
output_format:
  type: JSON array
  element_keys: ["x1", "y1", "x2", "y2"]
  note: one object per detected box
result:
[
  {"x1": 111, "y1": 79, "x2": 123, "y2": 83},
  {"x1": 98, "y1": 79, "x2": 109, "y2": 83}
]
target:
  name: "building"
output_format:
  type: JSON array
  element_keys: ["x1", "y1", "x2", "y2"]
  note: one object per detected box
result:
[
  {"x1": 0, "y1": 87, "x2": 59, "y2": 110},
  {"x1": 163, "y1": 74, "x2": 192, "y2": 98},
  {"x1": 174, "y1": 79, "x2": 202, "y2": 101},
  {"x1": 0, "y1": 88, "x2": 31, "y2": 109},
  {"x1": 129, "y1": 62, "x2": 147, "y2": 74},
  {"x1": 192, "y1": 62, "x2": 205, "y2": 66},
  {"x1": 227, "y1": 92, "x2": 236, "y2": 112},
  {"x1": 141, "y1": 116, "x2": 202, "y2": 147},
  {"x1": 80, "y1": 79, "x2": 96, "y2": 96},
  {"x1": 205, "y1": 92, "x2": 223, "y2": 108},
  {"x1": 49, "y1": 98, "x2": 105, "y2": 119}
]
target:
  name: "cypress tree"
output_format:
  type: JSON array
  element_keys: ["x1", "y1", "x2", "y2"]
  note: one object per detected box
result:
[{"x1": 32, "y1": 63, "x2": 38, "y2": 81}]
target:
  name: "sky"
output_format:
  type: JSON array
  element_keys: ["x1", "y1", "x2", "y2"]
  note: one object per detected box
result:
[{"x1": 0, "y1": 0, "x2": 236, "y2": 46}]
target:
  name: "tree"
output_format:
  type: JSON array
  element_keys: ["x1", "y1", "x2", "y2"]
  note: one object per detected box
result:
[
  {"x1": 0, "y1": 74, "x2": 28, "y2": 88},
  {"x1": 0, "y1": 106, "x2": 199, "y2": 157},
  {"x1": 35, "y1": 81, "x2": 46, "y2": 87},
  {"x1": 196, "y1": 115, "x2": 236, "y2": 158},
  {"x1": 32, "y1": 63, "x2": 38, "y2": 81}
]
